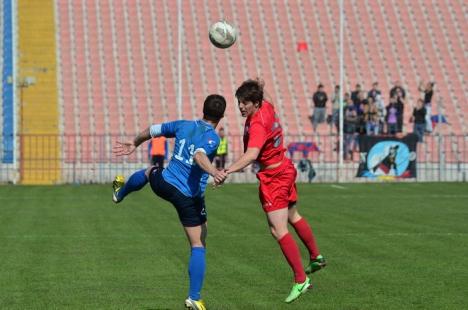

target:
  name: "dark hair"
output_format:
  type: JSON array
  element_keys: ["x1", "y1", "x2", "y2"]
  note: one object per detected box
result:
[
  {"x1": 203, "y1": 94, "x2": 226, "y2": 122},
  {"x1": 235, "y1": 79, "x2": 264, "y2": 105}
]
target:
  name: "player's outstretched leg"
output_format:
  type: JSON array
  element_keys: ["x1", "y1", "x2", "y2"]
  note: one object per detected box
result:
[
  {"x1": 289, "y1": 207, "x2": 327, "y2": 274},
  {"x1": 112, "y1": 168, "x2": 148, "y2": 203}
]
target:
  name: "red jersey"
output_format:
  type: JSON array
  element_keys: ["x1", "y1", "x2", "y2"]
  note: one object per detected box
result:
[{"x1": 243, "y1": 101, "x2": 286, "y2": 167}]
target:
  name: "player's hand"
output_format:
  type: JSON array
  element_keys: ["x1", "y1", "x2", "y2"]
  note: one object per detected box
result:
[
  {"x1": 113, "y1": 141, "x2": 137, "y2": 156},
  {"x1": 213, "y1": 169, "x2": 228, "y2": 186},
  {"x1": 255, "y1": 77, "x2": 265, "y2": 89}
]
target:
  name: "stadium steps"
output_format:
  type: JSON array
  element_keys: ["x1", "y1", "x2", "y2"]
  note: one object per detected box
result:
[
  {"x1": 346, "y1": 2, "x2": 375, "y2": 84},
  {"x1": 385, "y1": 2, "x2": 424, "y2": 97},
  {"x1": 241, "y1": 3, "x2": 285, "y2": 125},
  {"x1": 358, "y1": 3, "x2": 390, "y2": 85},
  {"x1": 139, "y1": 0, "x2": 165, "y2": 124},
  {"x1": 417, "y1": 0, "x2": 466, "y2": 133},
  {"x1": 283, "y1": 2, "x2": 319, "y2": 135},
  {"x1": 444, "y1": 0, "x2": 467, "y2": 59},
  {"x1": 53, "y1": 0, "x2": 467, "y2": 169},
  {"x1": 427, "y1": 1, "x2": 467, "y2": 132},
  {"x1": 99, "y1": 0, "x2": 122, "y2": 134},
  {"x1": 405, "y1": 0, "x2": 463, "y2": 134},
  {"x1": 386, "y1": 1, "x2": 436, "y2": 132},
  {"x1": 367, "y1": 0, "x2": 401, "y2": 90},
  {"x1": 258, "y1": 3, "x2": 302, "y2": 135},
  {"x1": 18, "y1": 0, "x2": 60, "y2": 184}
]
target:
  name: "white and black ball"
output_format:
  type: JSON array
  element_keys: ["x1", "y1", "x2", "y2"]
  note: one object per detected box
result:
[{"x1": 209, "y1": 20, "x2": 237, "y2": 49}]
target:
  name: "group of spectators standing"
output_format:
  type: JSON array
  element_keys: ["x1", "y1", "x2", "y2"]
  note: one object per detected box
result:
[{"x1": 311, "y1": 81, "x2": 435, "y2": 159}]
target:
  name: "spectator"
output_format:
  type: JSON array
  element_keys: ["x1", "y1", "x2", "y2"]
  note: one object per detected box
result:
[
  {"x1": 148, "y1": 136, "x2": 168, "y2": 168},
  {"x1": 410, "y1": 99, "x2": 427, "y2": 143},
  {"x1": 331, "y1": 85, "x2": 342, "y2": 131},
  {"x1": 386, "y1": 97, "x2": 399, "y2": 135},
  {"x1": 298, "y1": 158, "x2": 316, "y2": 183},
  {"x1": 394, "y1": 90, "x2": 405, "y2": 133},
  {"x1": 367, "y1": 82, "x2": 381, "y2": 101},
  {"x1": 351, "y1": 83, "x2": 362, "y2": 106},
  {"x1": 375, "y1": 94, "x2": 386, "y2": 134},
  {"x1": 358, "y1": 91, "x2": 367, "y2": 112},
  {"x1": 365, "y1": 97, "x2": 379, "y2": 135},
  {"x1": 344, "y1": 98, "x2": 358, "y2": 160},
  {"x1": 356, "y1": 97, "x2": 368, "y2": 135},
  {"x1": 215, "y1": 127, "x2": 228, "y2": 169},
  {"x1": 311, "y1": 84, "x2": 328, "y2": 131},
  {"x1": 419, "y1": 81, "x2": 435, "y2": 133},
  {"x1": 390, "y1": 80, "x2": 406, "y2": 99}
]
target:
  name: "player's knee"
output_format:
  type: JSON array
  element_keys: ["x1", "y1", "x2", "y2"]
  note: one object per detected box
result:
[
  {"x1": 190, "y1": 240, "x2": 205, "y2": 248},
  {"x1": 145, "y1": 166, "x2": 156, "y2": 179},
  {"x1": 288, "y1": 212, "x2": 302, "y2": 224},
  {"x1": 269, "y1": 226, "x2": 288, "y2": 240}
]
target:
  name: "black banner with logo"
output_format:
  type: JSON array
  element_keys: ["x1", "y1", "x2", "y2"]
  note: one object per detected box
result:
[{"x1": 357, "y1": 134, "x2": 418, "y2": 179}]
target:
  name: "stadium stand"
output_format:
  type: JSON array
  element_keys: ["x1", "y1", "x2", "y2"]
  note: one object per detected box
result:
[
  {"x1": 0, "y1": 0, "x2": 461, "y2": 183},
  {"x1": 56, "y1": 0, "x2": 465, "y2": 138},
  {"x1": 17, "y1": 0, "x2": 60, "y2": 184}
]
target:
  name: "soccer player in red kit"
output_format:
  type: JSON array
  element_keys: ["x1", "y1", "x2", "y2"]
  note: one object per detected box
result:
[{"x1": 214, "y1": 79, "x2": 326, "y2": 303}]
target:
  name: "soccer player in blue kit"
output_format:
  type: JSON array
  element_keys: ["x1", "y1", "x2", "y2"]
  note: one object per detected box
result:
[{"x1": 112, "y1": 94, "x2": 227, "y2": 310}]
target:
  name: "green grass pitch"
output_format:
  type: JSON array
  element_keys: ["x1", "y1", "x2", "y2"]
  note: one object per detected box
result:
[{"x1": 1, "y1": 183, "x2": 467, "y2": 309}]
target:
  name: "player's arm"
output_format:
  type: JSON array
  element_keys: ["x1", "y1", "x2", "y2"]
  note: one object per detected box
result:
[
  {"x1": 113, "y1": 126, "x2": 151, "y2": 156},
  {"x1": 194, "y1": 133, "x2": 228, "y2": 181},
  {"x1": 223, "y1": 121, "x2": 265, "y2": 175},
  {"x1": 256, "y1": 77, "x2": 274, "y2": 103},
  {"x1": 225, "y1": 147, "x2": 260, "y2": 173},
  {"x1": 263, "y1": 87, "x2": 274, "y2": 104},
  {"x1": 193, "y1": 151, "x2": 220, "y2": 177},
  {"x1": 213, "y1": 147, "x2": 259, "y2": 185},
  {"x1": 418, "y1": 81, "x2": 425, "y2": 92},
  {"x1": 113, "y1": 122, "x2": 177, "y2": 156}
]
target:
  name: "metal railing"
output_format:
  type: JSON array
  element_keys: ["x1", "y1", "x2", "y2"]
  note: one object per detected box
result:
[{"x1": 1, "y1": 134, "x2": 467, "y2": 184}]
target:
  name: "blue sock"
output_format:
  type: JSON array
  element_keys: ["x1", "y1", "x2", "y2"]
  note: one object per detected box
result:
[
  {"x1": 117, "y1": 169, "x2": 148, "y2": 201},
  {"x1": 188, "y1": 247, "x2": 206, "y2": 301}
]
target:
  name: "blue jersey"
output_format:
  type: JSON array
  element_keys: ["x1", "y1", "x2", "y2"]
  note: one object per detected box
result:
[{"x1": 151, "y1": 120, "x2": 220, "y2": 197}]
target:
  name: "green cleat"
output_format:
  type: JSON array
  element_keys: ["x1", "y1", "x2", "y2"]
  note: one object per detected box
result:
[
  {"x1": 185, "y1": 297, "x2": 207, "y2": 310},
  {"x1": 285, "y1": 277, "x2": 311, "y2": 303},
  {"x1": 305, "y1": 254, "x2": 327, "y2": 274},
  {"x1": 112, "y1": 175, "x2": 125, "y2": 203}
]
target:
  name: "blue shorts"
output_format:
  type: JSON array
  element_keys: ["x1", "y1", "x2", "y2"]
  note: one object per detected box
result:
[{"x1": 148, "y1": 167, "x2": 207, "y2": 227}]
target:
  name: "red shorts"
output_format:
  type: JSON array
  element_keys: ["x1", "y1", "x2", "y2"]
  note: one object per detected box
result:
[{"x1": 256, "y1": 158, "x2": 298, "y2": 213}]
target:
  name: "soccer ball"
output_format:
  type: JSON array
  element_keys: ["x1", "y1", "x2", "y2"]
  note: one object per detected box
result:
[{"x1": 209, "y1": 20, "x2": 237, "y2": 49}]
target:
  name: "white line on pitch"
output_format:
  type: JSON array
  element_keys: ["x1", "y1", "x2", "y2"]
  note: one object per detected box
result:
[{"x1": 331, "y1": 185, "x2": 347, "y2": 190}]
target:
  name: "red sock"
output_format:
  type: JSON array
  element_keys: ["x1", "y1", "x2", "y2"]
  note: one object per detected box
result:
[
  {"x1": 278, "y1": 233, "x2": 306, "y2": 283},
  {"x1": 292, "y1": 218, "x2": 320, "y2": 260}
]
